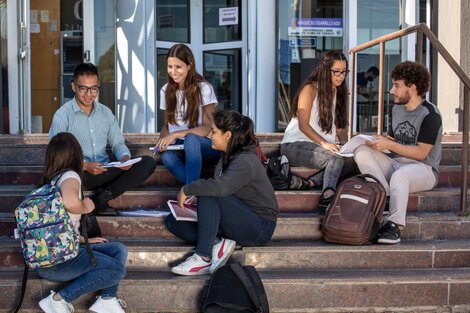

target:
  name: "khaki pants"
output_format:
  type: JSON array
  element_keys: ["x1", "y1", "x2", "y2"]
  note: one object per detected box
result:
[{"x1": 353, "y1": 145, "x2": 436, "y2": 226}]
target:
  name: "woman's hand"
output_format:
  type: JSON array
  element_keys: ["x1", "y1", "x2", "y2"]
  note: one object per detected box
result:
[
  {"x1": 80, "y1": 236, "x2": 108, "y2": 244},
  {"x1": 321, "y1": 141, "x2": 340, "y2": 153},
  {"x1": 156, "y1": 133, "x2": 178, "y2": 152},
  {"x1": 82, "y1": 198, "x2": 95, "y2": 214},
  {"x1": 177, "y1": 187, "x2": 188, "y2": 209}
]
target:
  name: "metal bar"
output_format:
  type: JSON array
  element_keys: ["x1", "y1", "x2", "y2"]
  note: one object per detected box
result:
[
  {"x1": 419, "y1": 25, "x2": 470, "y2": 89},
  {"x1": 416, "y1": 30, "x2": 423, "y2": 64},
  {"x1": 377, "y1": 42, "x2": 385, "y2": 134},
  {"x1": 350, "y1": 24, "x2": 422, "y2": 53},
  {"x1": 348, "y1": 52, "x2": 356, "y2": 140},
  {"x1": 461, "y1": 87, "x2": 469, "y2": 214}
]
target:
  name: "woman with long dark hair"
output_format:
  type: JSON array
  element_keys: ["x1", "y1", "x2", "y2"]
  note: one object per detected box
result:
[
  {"x1": 36, "y1": 132, "x2": 127, "y2": 313},
  {"x1": 166, "y1": 110, "x2": 278, "y2": 275},
  {"x1": 156, "y1": 43, "x2": 220, "y2": 184},
  {"x1": 281, "y1": 50, "x2": 358, "y2": 213}
]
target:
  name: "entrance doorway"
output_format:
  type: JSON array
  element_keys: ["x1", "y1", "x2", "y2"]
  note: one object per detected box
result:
[{"x1": 155, "y1": 0, "x2": 247, "y2": 131}]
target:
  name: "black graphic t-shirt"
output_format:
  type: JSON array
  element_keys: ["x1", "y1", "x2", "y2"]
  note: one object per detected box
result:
[{"x1": 387, "y1": 100, "x2": 442, "y2": 174}]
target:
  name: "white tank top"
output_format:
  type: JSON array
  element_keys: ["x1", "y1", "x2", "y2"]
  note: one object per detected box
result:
[{"x1": 282, "y1": 93, "x2": 337, "y2": 144}]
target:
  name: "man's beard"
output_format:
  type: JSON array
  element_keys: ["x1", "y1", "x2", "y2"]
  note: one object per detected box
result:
[{"x1": 393, "y1": 91, "x2": 410, "y2": 105}]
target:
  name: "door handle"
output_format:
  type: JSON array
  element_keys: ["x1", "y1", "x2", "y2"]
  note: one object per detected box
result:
[{"x1": 84, "y1": 50, "x2": 90, "y2": 61}]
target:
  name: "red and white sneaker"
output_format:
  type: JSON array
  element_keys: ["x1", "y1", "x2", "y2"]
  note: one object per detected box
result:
[
  {"x1": 171, "y1": 253, "x2": 211, "y2": 276},
  {"x1": 210, "y1": 238, "x2": 236, "y2": 274}
]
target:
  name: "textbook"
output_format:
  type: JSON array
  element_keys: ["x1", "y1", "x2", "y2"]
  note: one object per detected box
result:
[
  {"x1": 167, "y1": 200, "x2": 198, "y2": 222},
  {"x1": 336, "y1": 134, "x2": 392, "y2": 157},
  {"x1": 103, "y1": 157, "x2": 142, "y2": 168}
]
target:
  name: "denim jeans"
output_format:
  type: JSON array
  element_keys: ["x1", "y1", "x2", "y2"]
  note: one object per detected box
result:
[
  {"x1": 36, "y1": 242, "x2": 128, "y2": 302},
  {"x1": 281, "y1": 141, "x2": 358, "y2": 192},
  {"x1": 84, "y1": 155, "x2": 156, "y2": 197},
  {"x1": 160, "y1": 134, "x2": 220, "y2": 184},
  {"x1": 165, "y1": 195, "x2": 277, "y2": 258}
]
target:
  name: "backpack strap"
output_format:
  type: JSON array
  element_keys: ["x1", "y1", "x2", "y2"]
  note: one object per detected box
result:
[
  {"x1": 80, "y1": 189, "x2": 97, "y2": 267},
  {"x1": 11, "y1": 262, "x2": 29, "y2": 313},
  {"x1": 229, "y1": 263, "x2": 263, "y2": 311}
]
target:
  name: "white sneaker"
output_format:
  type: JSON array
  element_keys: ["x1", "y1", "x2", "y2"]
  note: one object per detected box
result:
[
  {"x1": 171, "y1": 253, "x2": 211, "y2": 276},
  {"x1": 39, "y1": 290, "x2": 74, "y2": 313},
  {"x1": 89, "y1": 296, "x2": 127, "y2": 313},
  {"x1": 210, "y1": 238, "x2": 236, "y2": 274}
]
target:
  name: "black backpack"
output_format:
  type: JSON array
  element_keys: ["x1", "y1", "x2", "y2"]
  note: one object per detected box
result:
[
  {"x1": 265, "y1": 155, "x2": 309, "y2": 190},
  {"x1": 201, "y1": 262, "x2": 270, "y2": 313}
]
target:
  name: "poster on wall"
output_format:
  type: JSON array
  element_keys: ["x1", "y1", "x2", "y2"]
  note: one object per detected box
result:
[{"x1": 288, "y1": 18, "x2": 343, "y2": 37}]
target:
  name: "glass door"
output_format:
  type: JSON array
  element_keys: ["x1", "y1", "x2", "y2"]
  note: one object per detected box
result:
[
  {"x1": 155, "y1": 0, "x2": 247, "y2": 131},
  {"x1": 83, "y1": 0, "x2": 116, "y2": 113}
]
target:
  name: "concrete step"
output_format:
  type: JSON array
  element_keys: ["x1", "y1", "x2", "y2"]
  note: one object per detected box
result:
[
  {"x1": 1, "y1": 238, "x2": 470, "y2": 271},
  {"x1": 2, "y1": 212, "x2": 470, "y2": 241},
  {"x1": 0, "y1": 185, "x2": 467, "y2": 214},
  {"x1": 1, "y1": 268, "x2": 470, "y2": 312},
  {"x1": 2, "y1": 164, "x2": 469, "y2": 189},
  {"x1": 0, "y1": 133, "x2": 466, "y2": 166}
]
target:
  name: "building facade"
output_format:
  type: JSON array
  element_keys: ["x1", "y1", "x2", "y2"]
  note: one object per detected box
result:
[{"x1": 0, "y1": 0, "x2": 467, "y2": 135}]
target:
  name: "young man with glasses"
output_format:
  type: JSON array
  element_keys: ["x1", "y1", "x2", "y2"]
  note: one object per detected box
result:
[{"x1": 49, "y1": 62, "x2": 156, "y2": 215}]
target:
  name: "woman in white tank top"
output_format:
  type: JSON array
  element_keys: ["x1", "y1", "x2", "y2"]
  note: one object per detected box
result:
[{"x1": 281, "y1": 51, "x2": 359, "y2": 214}]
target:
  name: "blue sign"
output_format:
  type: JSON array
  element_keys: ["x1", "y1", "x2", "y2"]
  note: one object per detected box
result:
[{"x1": 289, "y1": 38, "x2": 317, "y2": 47}]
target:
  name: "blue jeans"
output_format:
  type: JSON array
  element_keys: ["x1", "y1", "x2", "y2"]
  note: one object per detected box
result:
[
  {"x1": 160, "y1": 134, "x2": 220, "y2": 184},
  {"x1": 36, "y1": 242, "x2": 128, "y2": 302},
  {"x1": 281, "y1": 141, "x2": 358, "y2": 192},
  {"x1": 165, "y1": 195, "x2": 277, "y2": 258}
]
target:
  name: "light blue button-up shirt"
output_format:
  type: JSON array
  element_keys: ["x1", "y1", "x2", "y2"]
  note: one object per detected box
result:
[{"x1": 49, "y1": 98, "x2": 130, "y2": 163}]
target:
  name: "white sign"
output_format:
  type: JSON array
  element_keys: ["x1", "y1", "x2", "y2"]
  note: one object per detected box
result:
[
  {"x1": 219, "y1": 7, "x2": 238, "y2": 26},
  {"x1": 288, "y1": 18, "x2": 343, "y2": 37}
]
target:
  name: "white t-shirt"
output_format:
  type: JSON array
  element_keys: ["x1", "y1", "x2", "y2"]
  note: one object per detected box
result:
[
  {"x1": 56, "y1": 170, "x2": 82, "y2": 234},
  {"x1": 282, "y1": 93, "x2": 337, "y2": 144},
  {"x1": 159, "y1": 81, "x2": 217, "y2": 134}
]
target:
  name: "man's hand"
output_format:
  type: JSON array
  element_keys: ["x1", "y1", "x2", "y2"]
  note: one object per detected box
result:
[
  {"x1": 366, "y1": 135, "x2": 391, "y2": 152},
  {"x1": 83, "y1": 161, "x2": 107, "y2": 175},
  {"x1": 119, "y1": 155, "x2": 132, "y2": 171}
]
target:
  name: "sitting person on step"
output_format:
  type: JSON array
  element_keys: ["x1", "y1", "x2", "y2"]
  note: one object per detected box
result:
[
  {"x1": 166, "y1": 109, "x2": 279, "y2": 275},
  {"x1": 155, "y1": 43, "x2": 220, "y2": 184},
  {"x1": 49, "y1": 62, "x2": 156, "y2": 215},
  {"x1": 353, "y1": 61, "x2": 442, "y2": 244},
  {"x1": 37, "y1": 132, "x2": 127, "y2": 313},
  {"x1": 280, "y1": 50, "x2": 358, "y2": 214}
]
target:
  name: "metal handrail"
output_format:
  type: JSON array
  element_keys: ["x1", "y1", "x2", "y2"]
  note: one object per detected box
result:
[{"x1": 348, "y1": 22, "x2": 469, "y2": 214}]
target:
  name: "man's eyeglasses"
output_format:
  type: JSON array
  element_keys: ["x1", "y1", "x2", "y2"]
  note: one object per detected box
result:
[
  {"x1": 331, "y1": 70, "x2": 349, "y2": 77},
  {"x1": 77, "y1": 85, "x2": 100, "y2": 94}
]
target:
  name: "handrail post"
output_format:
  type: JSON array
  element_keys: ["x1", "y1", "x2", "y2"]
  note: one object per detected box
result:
[
  {"x1": 461, "y1": 86, "x2": 469, "y2": 215},
  {"x1": 377, "y1": 42, "x2": 385, "y2": 134},
  {"x1": 348, "y1": 52, "x2": 356, "y2": 140}
]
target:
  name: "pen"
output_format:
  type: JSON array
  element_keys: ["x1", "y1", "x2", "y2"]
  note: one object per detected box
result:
[
  {"x1": 150, "y1": 146, "x2": 159, "y2": 155},
  {"x1": 184, "y1": 195, "x2": 195, "y2": 204}
]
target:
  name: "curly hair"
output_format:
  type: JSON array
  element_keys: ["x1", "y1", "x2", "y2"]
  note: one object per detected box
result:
[
  {"x1": 391, "y1": 61, "x2": 431, "y2": 97},
  {"x1": 289, "y1": 50, "x2": 348, "y2": 133},
  {"x1": 165, "y1": 44, "x2": 207, "y2": 128}
]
